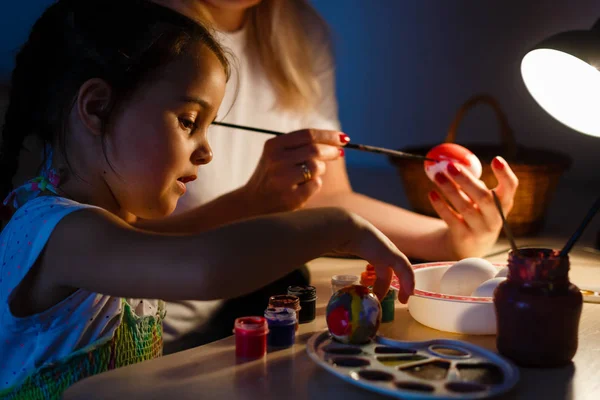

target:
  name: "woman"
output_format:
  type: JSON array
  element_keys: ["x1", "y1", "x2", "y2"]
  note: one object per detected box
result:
[{"x1": 151, "y1": 0, "x2": 519, "y2": 351}]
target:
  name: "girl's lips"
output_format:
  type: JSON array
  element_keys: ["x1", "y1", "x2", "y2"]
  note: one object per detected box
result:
[
  {"x1": 176, "y1": 180, "x2": 187, "y2": 194},
  {"x1": 177, "y1": 175, "x2": 197, "y2": 184},
  {"x1": 176, "y1": 175, "x2": 196, "y2": 195}
]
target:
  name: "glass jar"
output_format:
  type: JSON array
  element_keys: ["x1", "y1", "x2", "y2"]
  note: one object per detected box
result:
[
  {"x1": 494, "y1": 248, "x2": 583, "y2": 367},
  {"x1": 331, "y1": 274, "x2": 360, "y2": 294}
]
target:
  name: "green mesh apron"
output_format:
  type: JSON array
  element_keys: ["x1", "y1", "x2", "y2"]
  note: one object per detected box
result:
[{"x1": 0, "y1": 299, "x2": 165, "y2": 400}]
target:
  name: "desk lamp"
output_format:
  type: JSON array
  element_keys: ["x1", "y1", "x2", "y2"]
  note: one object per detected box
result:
[{"x1": 521, "y1": 19, "x2": 600, "y2": 249}]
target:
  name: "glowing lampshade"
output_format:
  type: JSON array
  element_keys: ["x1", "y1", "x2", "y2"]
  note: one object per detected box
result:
[{"x1": 521, "y1": 20, "x2": 600, "y2": 138}]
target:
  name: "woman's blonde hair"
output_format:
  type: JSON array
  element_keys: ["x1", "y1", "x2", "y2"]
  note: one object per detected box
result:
[{"x1": 197, "y1": 0, "x2": 332, "y2": 113}]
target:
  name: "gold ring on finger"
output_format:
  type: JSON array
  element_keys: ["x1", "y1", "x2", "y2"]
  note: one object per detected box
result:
[{"x1": 300, "y1": 162, "x2": 312, "y2": 183}]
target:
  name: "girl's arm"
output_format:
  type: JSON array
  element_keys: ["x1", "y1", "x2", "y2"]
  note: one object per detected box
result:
[{"x1": 34, "y1": 207, "x2": 413, "y2": 306}]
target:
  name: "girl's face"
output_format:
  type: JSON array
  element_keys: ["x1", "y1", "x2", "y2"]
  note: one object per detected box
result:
[{"x1": 103, "y1": 42, "x2": 226, "y2": 219}]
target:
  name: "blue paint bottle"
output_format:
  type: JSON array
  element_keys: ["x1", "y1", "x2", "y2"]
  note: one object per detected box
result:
[{"x1": 264, "y1": 307, "x2": 297, "y2": 348}]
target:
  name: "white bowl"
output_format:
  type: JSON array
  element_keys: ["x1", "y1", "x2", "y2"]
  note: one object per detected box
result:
[{"x1": 393, "y1": 261, "x2": 505, "y2": 335}]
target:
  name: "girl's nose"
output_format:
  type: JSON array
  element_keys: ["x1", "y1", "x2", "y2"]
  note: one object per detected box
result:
[{"x1": 192, "y1": 141, "x2": 213, "y2": 165}]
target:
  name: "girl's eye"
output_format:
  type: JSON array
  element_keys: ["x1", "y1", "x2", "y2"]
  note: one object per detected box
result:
[{"x1": 179, "y1": 117, "x2": 195, "y2": 130}]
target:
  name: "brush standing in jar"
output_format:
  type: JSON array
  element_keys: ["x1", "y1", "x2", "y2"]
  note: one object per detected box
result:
[{"x1": 494, "y1": 248, "x2": 583, "y2": 367}]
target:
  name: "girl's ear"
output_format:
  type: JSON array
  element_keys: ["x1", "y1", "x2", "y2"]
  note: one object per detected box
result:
[{"x1": 76, "y1": 78, "x2": 113, "y2": 136}]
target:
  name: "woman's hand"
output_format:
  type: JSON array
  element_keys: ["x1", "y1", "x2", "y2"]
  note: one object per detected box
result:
[
  {"x1": 334, "y1": 211, "x2": 415, "y2": 304},
  {"x1": 428, "y1": 156, "x2": 519, "y2": 259},
  {"x1": 241, "y1": 129, "x2": 348, "y2": 214}
]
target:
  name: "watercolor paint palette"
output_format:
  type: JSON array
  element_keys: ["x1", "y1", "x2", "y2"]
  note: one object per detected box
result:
[{"x1": 307, "y1": 330, "x2": 519, "y2": 399}]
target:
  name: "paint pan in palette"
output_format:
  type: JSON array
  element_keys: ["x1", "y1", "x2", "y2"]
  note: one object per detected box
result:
[{"x1": 307, "y1": 331, "x2": 519, "y2": 399}]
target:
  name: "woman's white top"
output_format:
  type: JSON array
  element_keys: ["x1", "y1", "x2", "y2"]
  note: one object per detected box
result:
[{"x1": 163, "y1": 27, "x2": 341, "y2": 342}]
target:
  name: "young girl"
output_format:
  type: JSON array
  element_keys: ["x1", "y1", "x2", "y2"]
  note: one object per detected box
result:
[
  {"x1": 154, "y1": 0, "x2": 519, "y2": 349},
  {"x1": 0, "y1": 0, "x2": 414, "y2": 397}
]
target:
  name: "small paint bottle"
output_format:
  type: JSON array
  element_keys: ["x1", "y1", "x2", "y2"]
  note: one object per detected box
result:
[
  {"x1": 330, "y1": 274, "x2": 360, "y2": 294},
  {"x1": 264, "y1": 307, "x2": 297, "y2": 348},
  {"x1": 287, "y1": 285, "x2": 317, "y2": 323},
  {"x1": 233, "y1": 316, "x2": 269, "y2": 359},
  {"x1": 380, "y1": 288, "x2": 397, "y2": 322},
  {"x1": 268, "y1": 295, "x2": 301, "y2": 330},
  {"x1": 360, "y1": 264, "x2": 376, "y2": 287},
  {"x1": 494, "y1": 248, "x2": 583, "y2": 367}
]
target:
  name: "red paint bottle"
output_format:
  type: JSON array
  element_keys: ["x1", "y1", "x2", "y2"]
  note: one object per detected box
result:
[
  {"x1": 494, "y1": 248, "x2": 583, "y2": 367},
  {"x1": 234, "y1": 317, "x2": 269, "y2": 359}
]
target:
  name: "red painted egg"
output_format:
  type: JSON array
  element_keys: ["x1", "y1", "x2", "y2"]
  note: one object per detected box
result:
[
  {"x1": 424, "y1": 143, "x2": 482, "y2": 181},
  {"x1": 326, "y1": 285, "x2": 381, "y2": 344}
]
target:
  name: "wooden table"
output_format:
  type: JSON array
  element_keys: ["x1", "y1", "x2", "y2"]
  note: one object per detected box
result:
[{"x1": 65, "y1": 240, "x2": 600, "y2": 400}]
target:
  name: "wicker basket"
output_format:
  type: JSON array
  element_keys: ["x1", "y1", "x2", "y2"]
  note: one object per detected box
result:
[{"x1": 389, "y1": 94, "x2": 572, "y2": 236}]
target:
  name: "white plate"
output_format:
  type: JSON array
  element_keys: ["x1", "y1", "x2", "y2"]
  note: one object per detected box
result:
[
  {"x1": 397, "y1": 262, "x2": 505, "y2": 335},
  {"x1": 579, "y1": 286, "x2": 600, "y2": 303}
]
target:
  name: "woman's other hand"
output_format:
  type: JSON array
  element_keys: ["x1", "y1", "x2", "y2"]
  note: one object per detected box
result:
[{"x1": 429, "y1": 156, "x2": 519, "y2": 259}]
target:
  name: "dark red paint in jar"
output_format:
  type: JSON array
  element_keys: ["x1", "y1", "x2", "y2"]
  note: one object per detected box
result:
[
  {"x1": 233, "y1": 317, "x2": 269, "y2": 359},
  {"x1": 268, "y1": 295, "x2": 301, "y2": 330},
  {"x1": 494, "y1": 248, "x2": 583, "y2": 367}
]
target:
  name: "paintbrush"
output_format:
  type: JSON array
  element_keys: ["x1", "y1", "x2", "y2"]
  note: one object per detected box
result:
[
  {"x1": 492, "y1": 190, "x2": 518, "y2": 253},
  {"x1": 560, "y1": 195, "x2": 600, "y2": 257},
  {"x1": 212, "y1": 121, "x2": 436, "y2": 162}
]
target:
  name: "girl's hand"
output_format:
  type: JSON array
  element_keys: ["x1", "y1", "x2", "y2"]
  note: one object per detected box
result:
[
  {"x1": 334, "y1": 211, "x2": 415, "y2": 304},
  {"x1": 428, "y1": 156, "x2": 519, "y2": 259},
  {"x1": 241, "y1": 129, "x2": 348, "y2": 213}
]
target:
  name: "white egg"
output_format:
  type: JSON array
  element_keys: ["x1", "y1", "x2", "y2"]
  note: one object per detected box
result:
[
  {"x1": 439, "y1": 258, "x2": 497, "y2": 296},
  {"x1": 471, "y1": 277, "x2": 507, "y2": 297},
  {"x1": 495, "y1": 267, "x2": 509, "y2": 278}
]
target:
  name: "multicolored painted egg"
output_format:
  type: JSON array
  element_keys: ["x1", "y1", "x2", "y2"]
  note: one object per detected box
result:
[
  {"x1": 424, "y1": 143, "x2": 482, "y2": 181},
  {"x1": 326, "y1": 285, "x2": 382, "y2": 344}
]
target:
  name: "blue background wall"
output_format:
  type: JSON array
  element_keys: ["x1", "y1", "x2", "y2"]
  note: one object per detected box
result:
[
  {"x1": 1, "y1": 0, "x2": 599, "y2": 183},
  {"x1": 311, "y1": 0, "x2": 600, "y2": 183}
]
